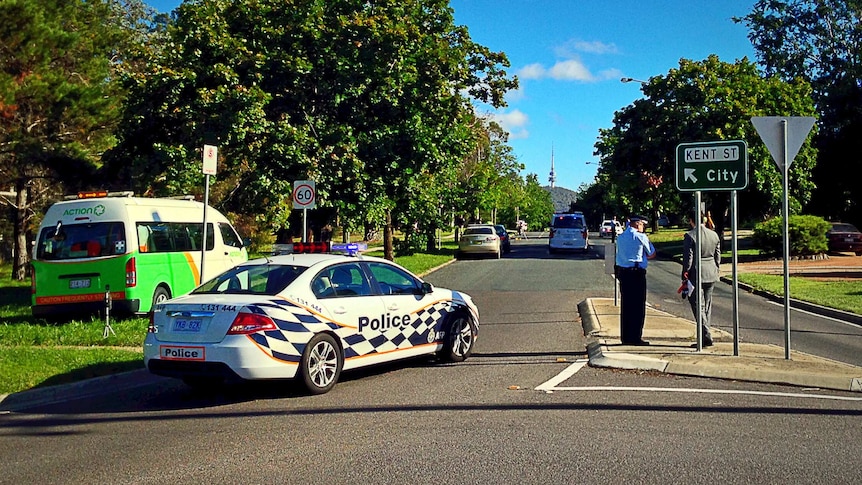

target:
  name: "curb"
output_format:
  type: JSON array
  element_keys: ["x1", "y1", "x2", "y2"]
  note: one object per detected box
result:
[{"x1": 0, "y1": 369, "x2": 160, "y2": 413}]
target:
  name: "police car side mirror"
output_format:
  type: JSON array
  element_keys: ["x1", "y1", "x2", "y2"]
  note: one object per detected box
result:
[{"x1": 420, "y1": 282, "x2": 433, "y2": 294}]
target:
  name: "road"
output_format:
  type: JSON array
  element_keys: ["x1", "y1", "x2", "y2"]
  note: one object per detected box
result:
[{"x1": 1, "y1": 237, "x2": 860, "y2": 484}]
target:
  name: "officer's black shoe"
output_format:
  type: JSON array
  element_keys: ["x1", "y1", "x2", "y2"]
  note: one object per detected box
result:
[
  {"x1": 624, "y1": 340, "x2": 650, "y2": 346},
  {"x1": 702, "y1": 338, "x2": 714, "y2": 347}
]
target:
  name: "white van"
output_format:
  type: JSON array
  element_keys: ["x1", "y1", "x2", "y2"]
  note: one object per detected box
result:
[
  {"x1": 549, "y1": 212, "x2": 589, "y2": 253},
  {"x1": 31, "y1": 191, "x2": 248, "y2": 317}
]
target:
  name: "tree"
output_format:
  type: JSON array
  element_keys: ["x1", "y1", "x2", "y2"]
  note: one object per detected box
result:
[
  {"x1": 737, "y1": 0, "x2": 862, "y2": 225},
  {"x1": 106, "y1": 0, "x2": 516, "y2": 260},
  {"x1": 594, "y1": 56, "x2": 818, "y2": 239},
  {"x1": 0, "y1": 0, "x2": 150, "y2": 280}
]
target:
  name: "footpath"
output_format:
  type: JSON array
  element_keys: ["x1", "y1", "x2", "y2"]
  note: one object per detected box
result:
[{"x1": 579, "y1": 297, "x2": 862, "y2": 393}]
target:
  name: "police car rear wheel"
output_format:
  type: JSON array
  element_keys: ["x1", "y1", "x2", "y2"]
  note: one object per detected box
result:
[
  {"x1": 300, "y1": 333, "x2": 343, "y2": 394},
  {"x1": 439, "y1": 315, "x2": 476, "y2": 362}
]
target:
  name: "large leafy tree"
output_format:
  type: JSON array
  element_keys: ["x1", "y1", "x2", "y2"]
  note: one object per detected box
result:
[
  {"x1": 594, "y1": 56, "x2": 817, "y2": 237},
  {"x1": 106, "y1": 0, "x2": 516, "y2": 260},
  {"x1": 0, "y1": 0, "x2": 151, "y2": 279},
  {"x1": 737, "y1": 0, "x2": 862, "y2": 225}
]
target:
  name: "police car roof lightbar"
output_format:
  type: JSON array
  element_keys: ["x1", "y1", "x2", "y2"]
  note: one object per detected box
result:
[{"x1": 272, "y1": 242, "x2": 368, "y2": 256}]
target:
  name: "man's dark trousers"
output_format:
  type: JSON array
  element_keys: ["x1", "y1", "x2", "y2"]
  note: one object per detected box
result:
[{"x1": 617, "y1": 267, "x2": 646, "y2": 343}]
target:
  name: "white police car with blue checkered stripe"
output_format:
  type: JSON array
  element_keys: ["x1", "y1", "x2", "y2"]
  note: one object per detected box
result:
[{"x1": 143, "y1": 243, "x2": 479, "y2": 394}]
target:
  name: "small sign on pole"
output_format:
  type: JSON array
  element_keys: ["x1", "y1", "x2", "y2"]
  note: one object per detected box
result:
[
  {"x1": 201, "y1": 145, "x2": 218, "y2": 283},
  {"x1": 293, "y1": 180, "x2": 316, "y2": 243}
]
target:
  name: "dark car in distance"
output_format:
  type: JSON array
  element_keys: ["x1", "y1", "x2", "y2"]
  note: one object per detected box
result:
[
  {"x1": 827, "y1": 222, "x2": 862, "y2": 255},
  {"x1": 494, "y1": 224, "x2": 511, "y2": 254}
]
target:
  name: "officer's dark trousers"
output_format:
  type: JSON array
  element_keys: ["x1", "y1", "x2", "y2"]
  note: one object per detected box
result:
[{"x1": 617, "y1": 267, "x2": 647, "y2": 343}]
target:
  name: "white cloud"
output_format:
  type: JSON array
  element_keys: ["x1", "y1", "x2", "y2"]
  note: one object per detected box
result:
[
  {"x1": 555, "y1": 40, "x2": 619, "y2": 57},
  {"x1": 548, "y1": 59, "x2": 593, "y2": 81},
  {"x1": 517, "y1": 63, "x2": 546, "y2": 80},
  {"x1": 490, "y1": 109, "x2": 530, "y2": 140}
]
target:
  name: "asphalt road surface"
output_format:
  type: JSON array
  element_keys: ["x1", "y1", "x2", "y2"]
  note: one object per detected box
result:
[{"x1": 1, "y1": 237, "x2": 860, "y2": 484}]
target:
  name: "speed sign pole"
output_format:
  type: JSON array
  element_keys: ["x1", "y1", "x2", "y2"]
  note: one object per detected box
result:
[{"x1": 292, "y1": 180, "x2": 316, "y2": 242}]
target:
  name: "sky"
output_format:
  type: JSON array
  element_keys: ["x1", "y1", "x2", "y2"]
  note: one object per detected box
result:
[{"x1": 147, "y1": 0, "x2": 758, "y2": 192}]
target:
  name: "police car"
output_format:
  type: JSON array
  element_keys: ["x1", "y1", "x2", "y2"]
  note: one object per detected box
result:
[{"x1": 143, "y1": 242, "x2": 479, "y2": 394}]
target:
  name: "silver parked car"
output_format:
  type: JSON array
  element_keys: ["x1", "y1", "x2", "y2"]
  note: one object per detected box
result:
[{"x1": 456, "y1": 224, "x2": 502, "y2": 259}]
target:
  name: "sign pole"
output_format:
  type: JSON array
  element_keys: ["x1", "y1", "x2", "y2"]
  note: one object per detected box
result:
[
  {"x1": 303, "y1": 207, "x2": 308, "y2": 243},
  {"x1": 201, "y1": 174, "x2": 209, "y2": 284},
  {"x1": 731, "y1": 190, "x2": 740, "y2": 356},
  {"x1": 694, "y1": 191, "x2": 703, "y2": 351},
  {"x1": 781, "y1": 119, "x2": 792, "y2": 360}
]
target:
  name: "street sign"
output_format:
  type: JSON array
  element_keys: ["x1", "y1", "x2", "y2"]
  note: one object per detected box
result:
[
  {"x1": 675, "y1": 140, "x2": 748, "y2": 191},
  {"x1": 202, "y1": 145, "x2": 217, "y2": 175},
  {"x1": 751, "y1": 116, "x2": 816, "y2": 172},
  {"x1": 292, "y1": 180, "x2": 316, "y2": 209}
]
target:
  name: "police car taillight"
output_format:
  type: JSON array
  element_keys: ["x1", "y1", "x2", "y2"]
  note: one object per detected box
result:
[{"x1": 227, "y1": 313, "x2": 277, "y2": 334}]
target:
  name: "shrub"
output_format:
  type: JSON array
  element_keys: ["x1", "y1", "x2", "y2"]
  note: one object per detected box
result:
[{"x1": 752, "y1": 215, "x2": 830, "y2": 256}]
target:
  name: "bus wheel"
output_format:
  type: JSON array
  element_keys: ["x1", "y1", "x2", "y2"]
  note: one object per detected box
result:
[{"x1": 152, "y1": 286, "x2": 171, "y2": 307}]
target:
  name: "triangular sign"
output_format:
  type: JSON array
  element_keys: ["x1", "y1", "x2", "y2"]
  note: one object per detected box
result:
[{"x1": 751, "y1": 117, "x2": 816, "y2": 172}]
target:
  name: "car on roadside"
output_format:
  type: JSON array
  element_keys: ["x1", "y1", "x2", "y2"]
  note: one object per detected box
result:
[
  {"x1": 599, "y1": 219, "x2": 623, "y2": 238},
  {"x1": 456, "y1": 224, "x2": 502, "y2": 259},
  {"x1": 494, "y1": 224, "x2": 511, "y2": 253},
  {"x1": 549, "y1": 212, "x2": 589, "y2": 253},
  {"x1": 143, "y1": 242, "x2": 479, "y2": 395},
  {"x1": 827, "y1": 222, "x2": 862, "y2": 255}
]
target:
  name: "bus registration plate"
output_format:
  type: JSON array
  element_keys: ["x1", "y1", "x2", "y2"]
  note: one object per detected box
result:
[
  {"x1": 173, "y1": 318, "x2": 203, "y2": 332},
  {"x1": 69, "y1": 279, "x2": 91, "y2": 289}
]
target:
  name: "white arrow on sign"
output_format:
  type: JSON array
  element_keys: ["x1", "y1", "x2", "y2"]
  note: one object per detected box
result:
[
  {"x1": 684, "y1": 168, "x2": 697, "y2": 183},
  {"x1": 751, "y1": 116, "x2": 816, "y2": 172}
]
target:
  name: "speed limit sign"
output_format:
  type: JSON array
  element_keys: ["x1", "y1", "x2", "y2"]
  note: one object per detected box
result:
[{"x1": 292, "y1": 180, "x2": 316, "y2": 209}]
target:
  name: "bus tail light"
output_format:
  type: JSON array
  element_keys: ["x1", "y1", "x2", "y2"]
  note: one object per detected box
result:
[
  {"x1": 31, "y1": 269, "x2": 36, "y2": 295},
  {"x1": 126, "y1": 257, "x2": 137, "y2": 287}
]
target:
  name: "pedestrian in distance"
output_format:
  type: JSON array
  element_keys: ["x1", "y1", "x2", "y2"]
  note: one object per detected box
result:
[
  {"x1": 614, "y1": 214, "x2": 657, "y2": 345},
  {"x1": 681, "y1": 213, "x2": 721, "y2": 347}
]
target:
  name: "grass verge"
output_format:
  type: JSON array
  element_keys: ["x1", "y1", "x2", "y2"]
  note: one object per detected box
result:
[{"x1": 736, "y1": 274, "x2": 862, "y2": 315}]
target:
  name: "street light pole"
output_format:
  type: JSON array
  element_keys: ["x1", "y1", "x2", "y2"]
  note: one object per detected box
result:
[{"x1": 620, "y1": 77, "x2": 648, "y2": 85}]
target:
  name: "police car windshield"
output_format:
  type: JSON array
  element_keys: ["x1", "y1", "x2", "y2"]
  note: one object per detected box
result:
[{"x1": 194, "y1": 264, "x2": 307, "y2": 295}]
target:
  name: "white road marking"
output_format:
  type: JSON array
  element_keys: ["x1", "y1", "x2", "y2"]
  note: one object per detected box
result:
[
  {"x1": 545, "y1": 385, "x2": 862, "y2": 402},
  {"x1": 765, "y1": 299, "x2": 860, "y2": 327},
  {"x1": 535, "y1": 359, "x2": 588, "y2": 392}
]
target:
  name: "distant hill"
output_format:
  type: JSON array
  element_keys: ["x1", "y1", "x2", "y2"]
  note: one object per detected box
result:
[{"x1": 543, "y1": 186, "x2": 578, "y2": 213}]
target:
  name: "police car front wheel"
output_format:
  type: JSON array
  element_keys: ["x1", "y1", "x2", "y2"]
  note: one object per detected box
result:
[
  {"x1": 300, "y1": 333, "x2": 343, "y2": 395},
  {"x1": 439, "y1": 314, "x2": 476, "y2": 363}
]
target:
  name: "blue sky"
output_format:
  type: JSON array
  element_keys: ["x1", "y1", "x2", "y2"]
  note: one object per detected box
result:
[{"x1": 147, "y1": 1, "x2": 757, "y2": 191}]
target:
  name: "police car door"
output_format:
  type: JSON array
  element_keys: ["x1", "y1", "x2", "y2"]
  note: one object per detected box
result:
[
  {"x1": 310, "y1": 262, "x2": 387, "y2": 361},
  {"x1": 363, "y1": 261, "x2": 440, "y2": 349}
]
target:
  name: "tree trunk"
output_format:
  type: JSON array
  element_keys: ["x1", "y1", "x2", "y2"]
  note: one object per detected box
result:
[
  {"x1": 384, "y1": 210, "x2": 394, "y2": 261},
  {"x1": 13, "y1": 181, "x2": 29, "y2": 281}
]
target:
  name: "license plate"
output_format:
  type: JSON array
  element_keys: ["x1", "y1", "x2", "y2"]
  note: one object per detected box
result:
[
  {"x1": 160, "y1": 345, "x2": 205, "y2": 361},
  {"x1": 69, "y1": 279, "x2": 91, "y2": 289},
  {"x1": 471, "y1": 240, "x2": 483, "y2": 245},
  {"x1": 173, "y1": 318, "x2": 203, "y2": 332},
  {"x1": 846, "y1": 238, "x2": 855, "y2": 242}
]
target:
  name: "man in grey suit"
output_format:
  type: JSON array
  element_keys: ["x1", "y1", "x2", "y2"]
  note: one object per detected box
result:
[{"x1": 681, "y1": 214, "x2": 721, "y2": 346}]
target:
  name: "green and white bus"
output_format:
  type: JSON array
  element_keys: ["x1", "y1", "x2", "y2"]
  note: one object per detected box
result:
[{"x1": 31, "y1": 192, "x2": 248, "y2": 318}]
